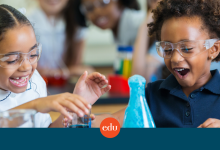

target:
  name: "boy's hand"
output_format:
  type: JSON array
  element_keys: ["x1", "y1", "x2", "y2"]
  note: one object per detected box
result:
[
  {"x1": 198, "y1": 118, "x2": 220, "y2": 128},
  {"x1": 73, "y1": 71, "x2": 111, "y2": 105},
  {"x1": 34, "y1": 93, "x2": 91, "y2": 120}
]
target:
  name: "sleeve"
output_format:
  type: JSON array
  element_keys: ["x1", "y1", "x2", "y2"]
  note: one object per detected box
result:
[
  {"x1": 75, "y1": 27, "x2": 87, "y2": 41},
  {"x1": 117, "y1": 9, "x2": 146, "y2": 46},
  {"x1": 32, "y1": 70, "x2": 52, "y2": 127},
  {"x1": 33, "y1": 70, "x2": 47, "y2": 97},
  {"x1": 145, "y1": 83, "x2": 151, "y2": 105}
]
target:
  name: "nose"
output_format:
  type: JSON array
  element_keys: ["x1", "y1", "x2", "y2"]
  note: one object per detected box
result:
[
  {"x1": 18, "y1": 57, "x2": 32, "y2": 72},
  {"x1": 170, "y1": 49, "x2": 185, "y2": 64}
]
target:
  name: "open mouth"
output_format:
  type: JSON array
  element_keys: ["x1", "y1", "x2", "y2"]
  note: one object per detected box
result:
[
  {"x1": 174, "y1": 68, "x2": 190, "y2": 79},
  {"x1": 95, "y1": 17, "x2": 108, "y2": 28},
  {"x1": 9, "y1": 75, "x2": 29, "y2": 87}
]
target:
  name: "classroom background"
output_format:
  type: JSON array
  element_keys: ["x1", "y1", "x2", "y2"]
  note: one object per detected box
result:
[
  {"x1": 0, "y1": 0, "x2": 146, "y2": 66},
  {"x1": 0, "y1": 0, "x2": 161, "y2": 122}
]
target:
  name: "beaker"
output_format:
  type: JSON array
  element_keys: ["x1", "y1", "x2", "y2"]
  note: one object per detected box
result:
[{"x1": 0, "y1": 109, "x2": 36, "y2": 128}]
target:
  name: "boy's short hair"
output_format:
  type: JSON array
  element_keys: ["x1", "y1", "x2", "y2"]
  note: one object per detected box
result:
[{"x1": 148, "y1": 0, "x2": 220, "y2": 62}]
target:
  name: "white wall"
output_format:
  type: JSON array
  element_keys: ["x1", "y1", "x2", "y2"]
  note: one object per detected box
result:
[{"x1": 0, "y1": 0, "x2": 37, "y2": 15}]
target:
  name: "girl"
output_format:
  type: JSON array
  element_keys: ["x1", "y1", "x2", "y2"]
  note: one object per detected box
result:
[
  {"x1": 28, "y1": 0, "x2": 94, "y2": 78},
  {"x1": 0, "y1": 4, "x2": 110, "y2": 127},
  {"x1": 132, "y1": 0, "x2": 164, "y2": 83},
  {"x1": 75, "y1": 0, "x2": 145, "y2": 46},
  {"x1": 90, "y1": 0, "x2": 220, "y2": 128}
]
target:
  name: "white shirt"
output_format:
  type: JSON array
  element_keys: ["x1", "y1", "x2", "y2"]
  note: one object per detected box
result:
[
  {"x1": 0, "y1": 70, "x2": 52, "y2": 127},
  {"x1": 28, "y1": 8, "x2": 87, "y2": 69},
  {"x1": 116, "y1": 8, "x2": 146, "y2": 46}
]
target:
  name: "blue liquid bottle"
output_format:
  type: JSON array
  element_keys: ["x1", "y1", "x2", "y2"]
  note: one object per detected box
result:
[{"x1": 123, "y1": 75, "x2": 156, "y2": 128}]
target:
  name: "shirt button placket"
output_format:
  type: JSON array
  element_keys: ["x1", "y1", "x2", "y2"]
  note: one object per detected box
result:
[
  {"x1": 186, "y1": 111, "x2": 190, "y2": 117},
  {"x1": 184, "y1": 100, "x2": 192, "y2": 125},
  {"x1": 186, "y1": 102, "x2": 190, "y2": 107}
]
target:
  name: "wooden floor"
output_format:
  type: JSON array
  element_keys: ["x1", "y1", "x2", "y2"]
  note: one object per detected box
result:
[{"x1": 49, "y1": 104, "x2": 127, "y2": 122}]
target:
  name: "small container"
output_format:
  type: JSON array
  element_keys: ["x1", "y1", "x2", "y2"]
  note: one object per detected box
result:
[
  {"x1": 114, "y1": 46, "x2": 133, "y2": 79},
  {"x1": 67, "y1": 111, "x2": 91, "y2": 128},
  {"x1": 46, "y1": 76, "x2": 67, "y2": 87},
  {"x1": 108, "y1": 75, "x2": 129, "y2": 94},
  {"x1": 0, "y1": 109, "x2": 36, "y2": 128}
]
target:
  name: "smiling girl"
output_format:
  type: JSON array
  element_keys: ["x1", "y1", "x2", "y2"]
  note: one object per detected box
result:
[
  {"x1": 0, "y1": 4, "x2": 110, "y2": 127},
  {"x1": 28, "y1": 0, "x2": 94, "y2": 78},
  {"x1": 74, "y1": 0, "x2": 144, "y2": 46}
]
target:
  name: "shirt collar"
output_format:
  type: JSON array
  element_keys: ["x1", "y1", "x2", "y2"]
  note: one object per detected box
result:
[
  {"x1": 203, "y1": 70, "x2": 220, "y2": 95},
  {"x1": 34, "y1": 8, "x2": 65, "y2": 32},
  {"x1": 0, "y1": 80, "x2": 31, "y2": 102},
  {"x1": 159, "y1": 73, "x2": 180, "y2": 91},
  {"x1": 0, "y1": 90, "x2": 11, "y2": 102},
  {"x1": 159, "y1": 69, "x2": 220, "y2": 95}
]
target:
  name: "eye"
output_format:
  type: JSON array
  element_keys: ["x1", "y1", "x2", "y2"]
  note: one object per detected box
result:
[
  {"x1": 164, "y1": 49, "x2": 172, "y2": 54},
  {"x1": 7, "y1": 59, "x2": 18, "y2": 64},
  {"x1": 181, "y1": 48, "x2": 193, "y2": 52},
  {"x1": 30, "y1": 54, "x2": 39, "y2": 58},
  {"x1": 85, "y1": 4, "x2": 94, "y2": 12},
  {"x1": 29, "y1": 48, "x2": 39, "y2": 58},
  {"x1": 2, "y1": 55, "x2": 19, "y2": 64}
]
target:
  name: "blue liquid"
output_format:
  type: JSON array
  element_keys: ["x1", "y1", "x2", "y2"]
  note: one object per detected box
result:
[
  {"x1": 123, "y1": 75, "x2": 156, "y2": 128},
  {"x1": 68, "y1": 124, "x2": 89, "y2": 128}
]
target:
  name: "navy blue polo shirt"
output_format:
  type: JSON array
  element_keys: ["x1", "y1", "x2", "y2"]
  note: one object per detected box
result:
[{"x1": 145, "y1": 69, "x2": 220, "y2": 128}]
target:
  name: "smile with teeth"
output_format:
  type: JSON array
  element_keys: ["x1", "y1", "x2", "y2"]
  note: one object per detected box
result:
[
  {"x1": 175, "y1": 68, "x2": 185, "y2": 71},
  {"x1": 174, "y1": 68, "x2": 190, "y2": 77},
  {"x1": 96, "y1": 17, "x2": 108, "y2": 27},
  {"x1": 9, "y1": 76, "x2": 29, "y2": 87}
]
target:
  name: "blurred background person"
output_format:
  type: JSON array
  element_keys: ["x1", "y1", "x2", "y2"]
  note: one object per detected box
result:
[
  {"x1": 74, "y1": 0, "x2": 145, "y2": 46},
  {"x1": 28, "y1": 0, "x2": 94, "y2": 79},
  {"x1": 131, "y1": 0, "x2": 166, "y2": 83}
]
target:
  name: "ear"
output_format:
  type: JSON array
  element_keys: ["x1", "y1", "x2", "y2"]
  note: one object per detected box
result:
[{"x1": 208, "y1": 40, "x2": 220, "y2": 60}]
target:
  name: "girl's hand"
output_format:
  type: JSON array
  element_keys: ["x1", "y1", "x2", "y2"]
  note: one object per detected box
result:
[
  {"x1": 198, "y1": 118, "x2": 220, "y2": 128},
  {"x1": 62, "y1": 114, "x2": 96, "y2": 128},
  {"x1": 73, "y1": 71, "x2": 111, "y2": 105},
  {"x1": 34, "y1": 93, "x2": 91, "y2": 120}
]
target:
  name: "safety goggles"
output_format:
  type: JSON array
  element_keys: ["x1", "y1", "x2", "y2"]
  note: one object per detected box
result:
[
  {"x1": 0, "y1": 43, "x2": 42, "y2": 68},
  {"x1": 80, "y1": 0, "x2": 117, "y2": 14},
  {"x1": 156, "y1": 39, "x2": 219, "y2": 59}
]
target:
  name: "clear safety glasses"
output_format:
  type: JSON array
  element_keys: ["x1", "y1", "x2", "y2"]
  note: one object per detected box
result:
[
  {"x1": 156, "y1": 39, "x2": 220, "y2": 59},
  {"x1": 80, "y1": 0, "x2": 117, "y2": 14},
  {"x1": 0, "y1": 43, "x2": 42, "y2": 68}
]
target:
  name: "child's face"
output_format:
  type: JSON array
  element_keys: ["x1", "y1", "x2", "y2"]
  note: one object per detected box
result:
[
  {"x1": 161, "y1": 16, "x2": 216, "y2": 88},
  {"x1": 82, "y1": 0, "x2": 122, "y2": 30},
  {"x1": 0, "y1": 26, "x2": 37, "y2": 93},
  {"x1": 38, "y1": 0, "x2": 69, "y2": 16}
]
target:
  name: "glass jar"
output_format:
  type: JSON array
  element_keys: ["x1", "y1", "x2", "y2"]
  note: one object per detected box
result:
[{"x1": 0, "y1": 109, "x2": 36, "y2": 128}]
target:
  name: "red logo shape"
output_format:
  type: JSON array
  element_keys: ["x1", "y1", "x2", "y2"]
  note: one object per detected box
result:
[{"x1": 100, "y1": 117, "x2": 120, "y2": 138}]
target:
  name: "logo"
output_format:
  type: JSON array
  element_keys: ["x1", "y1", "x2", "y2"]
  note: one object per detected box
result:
[{"x1": 100, "y1": 117, "x2": 120, "y2": 138}]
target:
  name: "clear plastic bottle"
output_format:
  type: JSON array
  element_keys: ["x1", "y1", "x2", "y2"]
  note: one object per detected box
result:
[
  {"x1": 123, "y1": 75, "x2": 156, "y2": 128},
  {"x1": 114, "y1": 46, "x2": 133, "y2": 78}
]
